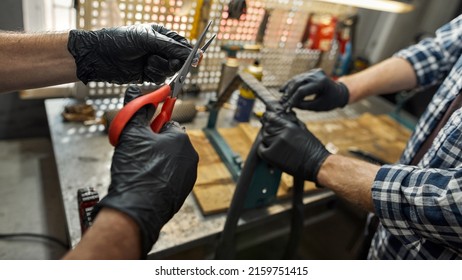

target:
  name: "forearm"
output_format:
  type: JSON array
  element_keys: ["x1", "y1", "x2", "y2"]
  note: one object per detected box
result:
[
  {"x1": 338, "y1": 57, "x2": 417, "y2": 103},
  {"x1": 317, "y1": 154, "x2": 380, "y2": 212},
  {"x1": 63, "y1": 208, "x2": 141, "y2": 259},
  {"x1": 0, "y1": 31, "x2": 77, "y2": 93}
]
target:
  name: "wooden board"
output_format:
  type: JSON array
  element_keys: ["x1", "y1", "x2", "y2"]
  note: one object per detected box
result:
[
  {"x1": 307, "y1": 113, "x2": 411, "y2": 163},
  {"x1": 190, "y1": 113, "x2": 411, "y2": 215}
]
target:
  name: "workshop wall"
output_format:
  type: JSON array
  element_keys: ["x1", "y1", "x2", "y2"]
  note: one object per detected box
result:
[
  {"x1": 362, "y1": 0, "x2": 461, "y2": 64},
  {"x1": 73, "y1": 0, "x2": 357, "y2": 99},
  {"x1": 0, "y1": 0, "x2": 24, "y2": 30}
]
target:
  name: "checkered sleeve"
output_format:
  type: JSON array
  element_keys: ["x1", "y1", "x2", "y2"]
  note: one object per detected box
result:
[
  {"x1": 394, "y1": 14, "x2": 462, "y2": 89},
  {"x1": 372, "y1": 164, "x2": 462, "y2": 253}
]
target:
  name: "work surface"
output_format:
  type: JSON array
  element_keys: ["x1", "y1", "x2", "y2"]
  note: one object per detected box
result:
[
  {"x1": 192, "y1": 113, "x2": 411, "y2": 215},
  {"x1": 45, "y1": 95, "x2": 414, "y2": 258}
]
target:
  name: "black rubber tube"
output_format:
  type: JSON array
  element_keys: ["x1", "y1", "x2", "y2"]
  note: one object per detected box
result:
[
  {"x1": 215, "y1": 132, "x2": 305, "y2": 259},
  {"x1": 283, "y1": 176, "x2": 305, "y2": 259},
  {"x1": 214, "y1": 132, "x2": 263, "y2": 259}
]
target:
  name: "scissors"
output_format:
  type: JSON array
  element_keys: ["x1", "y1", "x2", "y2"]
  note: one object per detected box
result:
[{"x1": 108, "y1": 21, "x2": 216, "y2": 146}]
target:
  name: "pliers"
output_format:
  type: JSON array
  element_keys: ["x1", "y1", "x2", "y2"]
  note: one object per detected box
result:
[{"x1": 108, "y1": 20, "x2": 216, "y2": 146}]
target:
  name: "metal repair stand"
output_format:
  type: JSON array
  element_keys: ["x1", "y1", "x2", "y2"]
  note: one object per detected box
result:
[
  {"x1": 203, "y1": 72, "x2": 282, "y2": 209},
  {"x1": 205, "y1": 72, "x2": 305, "y2": 259}
]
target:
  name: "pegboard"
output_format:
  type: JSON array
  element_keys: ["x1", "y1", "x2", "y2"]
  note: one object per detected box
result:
[{"x1": 75, "y1": 0, "x2": 356, "y2": 98}]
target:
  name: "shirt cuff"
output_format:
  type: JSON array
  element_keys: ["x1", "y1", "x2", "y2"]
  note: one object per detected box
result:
[{"x1": 371, "y1": 164, "x2": 421, "y2": 245}]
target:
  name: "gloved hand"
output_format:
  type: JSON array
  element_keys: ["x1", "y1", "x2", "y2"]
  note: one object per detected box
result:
[
  {"x1": 68, "y1": 24, "x2": 192, "y2": 84},
  {"x1": 92, "y1": 86, "x2": 198, "y2": 257},
  {"x1": 258, "y1": 111, "x2": 331, "y2": 182},
  {"x1": 280, "y1": 69, "x2": 350, "y2": 111}
]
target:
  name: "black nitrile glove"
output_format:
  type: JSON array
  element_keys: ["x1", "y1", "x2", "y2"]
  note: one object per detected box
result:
[
  {"x1": 280, "y1": 69, "x2": 349, "y2": 111},
  {"x1": 68, "y1": 24, "x2": 192, "y2": 84},
  {"x1": 93, "y1": 86, "x2": 198, "y2": 257},
  {"x1": 258, "y1": 111, "x2": 331, "y2": 182}
]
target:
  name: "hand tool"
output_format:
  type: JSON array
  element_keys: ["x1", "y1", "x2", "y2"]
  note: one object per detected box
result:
[
  {"x1": 77, "y1": 187, "x2": 99, "y2": 234},
  {"x1": 108, "y1": 21, "x2": 216, "y2": 146}
]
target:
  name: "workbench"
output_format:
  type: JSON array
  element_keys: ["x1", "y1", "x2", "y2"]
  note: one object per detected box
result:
[{"x1": 44, "y1": 94, "x2": 414, "y2": 259}]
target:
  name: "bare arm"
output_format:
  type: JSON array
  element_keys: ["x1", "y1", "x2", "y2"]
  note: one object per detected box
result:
[
  {"x1": 338, "y1": 57, "x2": 417, "y2": 103},
  {"x1": 317, "y1": 154, "x2": 380, "y2": 213},
  {"x1": 0, "y1": 32, "x2": 77, "y2": 93},
  {"x1": 330, "y1": 59, "x2": 415, "y2": 209},
  {"x1": 63, "y1": 208, "x2": 141, "y2": 259}
]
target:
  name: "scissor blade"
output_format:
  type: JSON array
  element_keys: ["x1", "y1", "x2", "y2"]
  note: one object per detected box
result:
[
  {"x1": 201, "y1": 34, "x2": 217, "y2": 53},
  {"x1": 166, "y1": 72, "x2": 179, "y2": 85},
  {"x1": 171, "y1": 20, "x2": 214, "y2": 97},
  {"x1": 179, "y1": 21, "x2": 212, "y2": 79}
]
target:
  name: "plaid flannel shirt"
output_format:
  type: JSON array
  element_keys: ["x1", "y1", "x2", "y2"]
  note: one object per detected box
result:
[{"x1": 368, "y1": 14, "x2": 462, "y2": 259}]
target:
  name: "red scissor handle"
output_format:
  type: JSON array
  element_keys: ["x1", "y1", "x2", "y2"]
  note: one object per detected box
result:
[
  {"x1": 108, "y1": 84, "x2": 172, "y2": 146},
  {"x1": 151, "y1": 96, "x2": 177, "y2": 133}
]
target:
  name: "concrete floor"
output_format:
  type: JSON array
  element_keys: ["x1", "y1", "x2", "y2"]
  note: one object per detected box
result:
[{"x1": 0, "y1": 138, "x2": 68, "y2": 259}]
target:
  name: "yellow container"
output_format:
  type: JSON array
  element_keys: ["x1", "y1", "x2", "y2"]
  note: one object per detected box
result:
[{"x1": 234, "y1": 60, "x2": 263, "y2": 122}]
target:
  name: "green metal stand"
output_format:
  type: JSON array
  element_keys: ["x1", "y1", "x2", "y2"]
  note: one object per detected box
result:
[
  {"x1": 243, "y1": 159, "x2": 282, "y2": 209},
  {"x1": 203, "y1": 73, "x2": 283, "y2": 209}
]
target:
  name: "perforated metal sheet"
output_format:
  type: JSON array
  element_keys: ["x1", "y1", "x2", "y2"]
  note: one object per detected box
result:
[{"x1": 75, "y1": 0, "x2": 355, "y2": 98}]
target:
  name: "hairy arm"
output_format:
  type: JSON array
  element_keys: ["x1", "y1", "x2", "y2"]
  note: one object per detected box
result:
[
  {"x1": 341, "y1": 14, "x2": 462, "y2": 104},
  {"x1": 338, "y1": 57, "x2": 417, "y2": 103},
  {"x1": 62, "y1": 208, "x2": 141, "y2": 259},
  {"x1": 317, "y1": 154, "x2": 380, "y2": 213},
  {"x1": 0, "y1": 32, "x2": 77, "y2": 93}
]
